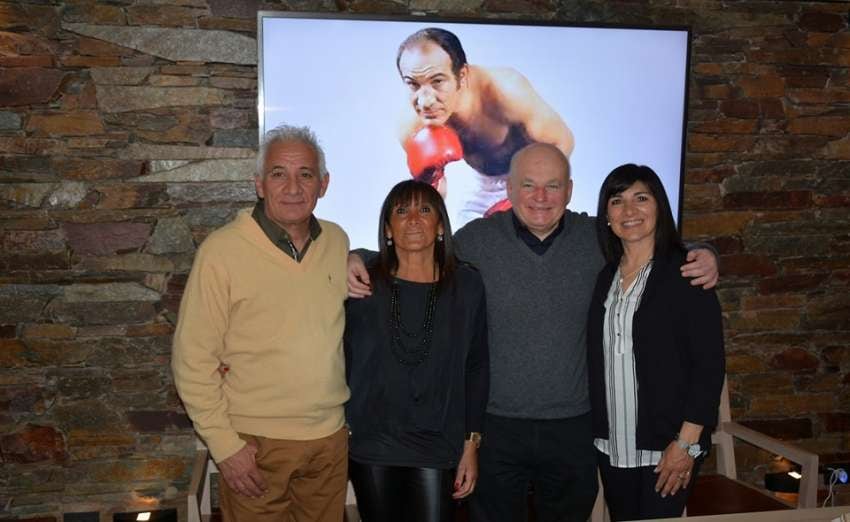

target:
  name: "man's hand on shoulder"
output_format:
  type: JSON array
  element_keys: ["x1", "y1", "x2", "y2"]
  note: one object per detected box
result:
[
  {"x1": 681, "y1": 248, "x2": 719, "y2": 290},
  {"x1": 218, "y1": 441, "x2": 267, "y2": 498},
  {"x1": 347, "y1": 252, "x2": 372, "y2": 299}
]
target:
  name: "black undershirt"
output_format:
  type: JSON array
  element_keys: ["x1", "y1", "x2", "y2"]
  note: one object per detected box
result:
[{"x1": 511, "y1": 210, "x2": 566, "y2": 256}]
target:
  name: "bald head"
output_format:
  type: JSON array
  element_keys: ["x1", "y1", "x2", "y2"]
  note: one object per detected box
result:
[
  {"x1": 509, "y1": 143, "x2": 570, "y2": 182},
  {"x1": 507, "y1": 143, "x2": 573, "y2": 239}
]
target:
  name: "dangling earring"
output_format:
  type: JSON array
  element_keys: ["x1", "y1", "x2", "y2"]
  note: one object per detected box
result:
[
  {"x1": 437, "y1": 233, "x2": 444, "y2": 242},
  {"x1": 385, "y1": 237, "x2": 393, "y2": 246},
  {"x1": 607, "y1": 222, "x2": 611, "y2": 226}
]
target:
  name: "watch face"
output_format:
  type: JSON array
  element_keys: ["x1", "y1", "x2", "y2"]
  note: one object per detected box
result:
[{"x1": 687, "y1": 444, "x2": 702, "y2": 458}]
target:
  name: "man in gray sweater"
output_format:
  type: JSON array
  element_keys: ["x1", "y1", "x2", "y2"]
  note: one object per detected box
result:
[{"x1": 347, "y1": 143, "x2": 718, "y2": 522}]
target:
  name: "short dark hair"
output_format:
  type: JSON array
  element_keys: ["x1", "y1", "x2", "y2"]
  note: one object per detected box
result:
[
  {"x1": 396, "y1": 27, "x2": 468, "y2": 79},
  {"x1": 595, "y1": 163, "x2": 684, "y2": 264},
  {"x1": 373, "y1": 180, "x2": 457, "y2": 289}
]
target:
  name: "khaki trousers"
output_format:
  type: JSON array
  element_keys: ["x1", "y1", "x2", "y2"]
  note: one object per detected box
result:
[{"x1": 220, "y1": 427, "x2": 348, "y2": 522}]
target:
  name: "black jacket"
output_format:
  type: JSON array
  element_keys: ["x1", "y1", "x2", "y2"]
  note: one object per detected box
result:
[
  {"x1": 587, "y1": 249, "x2": 725, "y2": 451},
  {"x1": 344, "y1": 263, "x2": 489, "y2": 465}
]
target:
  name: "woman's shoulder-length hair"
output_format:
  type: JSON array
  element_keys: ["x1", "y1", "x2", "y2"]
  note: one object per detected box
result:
[
  {"x1": 595, "y1": 163, "x2": 685, "y2": 264},
  {"x1": 372, "y1": 180, "x2": 457, "y2": 290}
]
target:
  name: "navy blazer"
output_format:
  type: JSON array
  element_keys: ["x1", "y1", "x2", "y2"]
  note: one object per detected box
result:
[{"x1": 587, "y1": 249, "x2": 725, "y2": 452}]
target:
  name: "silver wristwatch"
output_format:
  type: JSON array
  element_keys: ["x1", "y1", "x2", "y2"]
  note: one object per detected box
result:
[{"x1": 676, "y1": 438, "x2": 704, "y2": 458}]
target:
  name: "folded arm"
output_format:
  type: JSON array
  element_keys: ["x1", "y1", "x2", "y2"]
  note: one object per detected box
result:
[
  {"x1": 172, "y1": 246, "x2": 244, "y2": 461},
  {"x1": 172, "y1": 246, "x2": 268, "y2": 496}
]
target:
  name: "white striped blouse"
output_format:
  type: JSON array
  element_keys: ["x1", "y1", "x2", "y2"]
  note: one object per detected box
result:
[{"x1": 593, "y1": 261, "x2": 664, "y2": 468}]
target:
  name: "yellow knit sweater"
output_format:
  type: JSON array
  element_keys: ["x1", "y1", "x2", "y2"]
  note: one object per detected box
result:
[{"x1": 171, "y1": 209, "x2": 350, "y2": 462}]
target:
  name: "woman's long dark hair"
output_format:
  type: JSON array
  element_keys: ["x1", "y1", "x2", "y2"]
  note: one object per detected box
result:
[
  {"x1": 595, "y1": 164, "x2": 684, "y2": 264},
  {"x1": 373, "y1": 180, "x2": 457, "y2": 288}
]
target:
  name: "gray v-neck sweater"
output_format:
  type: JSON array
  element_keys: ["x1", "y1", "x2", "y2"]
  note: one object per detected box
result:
[{"x1": 454, "y1": 210, "x2": 604, "y2": 419}]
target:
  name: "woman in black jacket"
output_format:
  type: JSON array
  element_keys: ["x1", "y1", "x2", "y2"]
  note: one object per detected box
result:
[
  {"x1": 587, "y1": 164, "x2": 725, "y2": 521},
  {"x1": 344, "y1": 180, "x2": 489, "y2": 522}
]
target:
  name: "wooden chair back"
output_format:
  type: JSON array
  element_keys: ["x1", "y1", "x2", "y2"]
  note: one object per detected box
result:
[
  {"x1": 591, "y1": 377, "x2": 820, "y2": 521},
  {"x1": 689, "y1": 377, "x2": 820, "y2": 515}
]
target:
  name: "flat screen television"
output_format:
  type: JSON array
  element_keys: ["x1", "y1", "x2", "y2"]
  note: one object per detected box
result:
[{"x1": 258, "y1": 13, "x2": 690, "y2": 249}]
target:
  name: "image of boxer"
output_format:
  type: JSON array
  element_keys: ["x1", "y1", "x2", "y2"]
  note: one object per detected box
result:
[{"x1": 396, "y1": 27, "x2": 574, "y2": 220}]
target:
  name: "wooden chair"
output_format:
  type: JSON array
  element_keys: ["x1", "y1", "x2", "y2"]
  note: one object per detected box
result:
[
  {"x1": 591, "y1": 378, "x2": 819, "y2": 521},
  {"x1": 686, "y1": 378, "x2": 819, "y2": 516},
  {"x1": 187, "y1": 439, "x2": 213, "y2": 522}
]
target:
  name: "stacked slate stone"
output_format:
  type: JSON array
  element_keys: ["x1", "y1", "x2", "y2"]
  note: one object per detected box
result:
[{"x1": 1, "y1": 0, "x2": 849, "y2": 518}]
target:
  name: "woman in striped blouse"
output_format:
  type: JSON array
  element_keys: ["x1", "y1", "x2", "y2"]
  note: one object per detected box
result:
[{"x1": 586, "y1": 164, "x2": 725, "y2": 521}]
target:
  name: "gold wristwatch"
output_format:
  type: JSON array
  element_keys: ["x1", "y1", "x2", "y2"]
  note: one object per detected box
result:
[{"x1": 466, "y1": 432, "x2": 482, "y2": 448}]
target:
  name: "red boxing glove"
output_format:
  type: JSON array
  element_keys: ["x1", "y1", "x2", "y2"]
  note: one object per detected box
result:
[
  {"x1": 403, "y1": 125, "x2": 464, "y2": 186},
  {"x1": 484, "y1": 198, "x2": 512, "y2": 217}
]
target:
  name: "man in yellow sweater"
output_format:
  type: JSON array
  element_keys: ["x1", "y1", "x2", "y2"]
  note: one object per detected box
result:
[{"x1": 172, "y1": 124, "x2": 350, "y2": 521}]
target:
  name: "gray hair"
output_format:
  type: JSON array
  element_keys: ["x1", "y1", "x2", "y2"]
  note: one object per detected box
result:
[{"x1": 256, "y1": 124, "x2": 328, "y2": 179}]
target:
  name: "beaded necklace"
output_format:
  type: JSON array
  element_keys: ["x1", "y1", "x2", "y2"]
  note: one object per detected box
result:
[{"x1": 389, "y1": 280, "x2": 438, "y2": 367}]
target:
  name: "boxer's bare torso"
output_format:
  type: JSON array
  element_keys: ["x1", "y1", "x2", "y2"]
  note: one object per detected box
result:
[
  {"x1": 453, "y1": 117, "x2": 527, "y2": 178},
  {"x1": 400, "y1": 65, "x2": 573, "y2": 178}
]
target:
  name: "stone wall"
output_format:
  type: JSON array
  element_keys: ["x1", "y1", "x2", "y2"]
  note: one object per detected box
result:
[{"x1": 1, "y1": 0, "x2": 848, "y2": 518}]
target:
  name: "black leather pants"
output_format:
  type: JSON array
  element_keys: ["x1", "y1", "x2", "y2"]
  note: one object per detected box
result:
[{"x1": 349, "y1": 460, "x2": 456, "y2": 522}]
